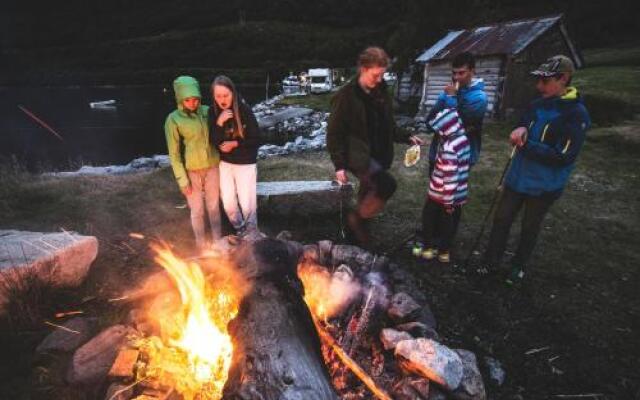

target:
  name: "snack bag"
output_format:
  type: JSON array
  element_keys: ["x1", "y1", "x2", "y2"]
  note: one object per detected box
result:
[{"x1": 404, "y1": 144, "x2": 421, "y2": 167}]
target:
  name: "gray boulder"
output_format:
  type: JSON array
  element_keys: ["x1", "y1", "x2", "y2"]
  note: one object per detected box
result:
[
  {"x1": 67, "y1": 325, "x2": 134, "y2": 385},
  {"x1": 452, "y1": 350, "x2": 486, "y2": 400},
  {"x1": 0, "y1": 230, "x2": 98, "y2": 314},
  {"x1": 388, "y1": 292, "x2": 421, "y2": 323},
  {"x1": 36, "y1": 317, "x2": 96, "y2": 354},
  {"x1": 395, "y1": 338, "x2": 464, "y2": 391}
]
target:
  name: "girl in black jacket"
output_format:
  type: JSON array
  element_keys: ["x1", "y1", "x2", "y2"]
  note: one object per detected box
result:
[{"x1": 210, "y1": 75, "x2": 261, "y2": 236}]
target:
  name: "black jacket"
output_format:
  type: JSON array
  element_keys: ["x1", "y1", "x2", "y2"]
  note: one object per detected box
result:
[
  {"x1": 327, "y1": 78, "x2": 410, "y2": 173},
  {"x1": 209, "y1": 100, "x2": 261, "y2": 164}
]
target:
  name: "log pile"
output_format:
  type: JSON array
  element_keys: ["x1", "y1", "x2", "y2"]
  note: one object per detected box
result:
[{"x1": 33, "y1": 235, "x2": 489, "y2": 400}]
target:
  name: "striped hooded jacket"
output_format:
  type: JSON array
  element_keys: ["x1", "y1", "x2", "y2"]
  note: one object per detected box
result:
[{"x1": 427, "y1": 108, "x2": 471, "y2": 206}]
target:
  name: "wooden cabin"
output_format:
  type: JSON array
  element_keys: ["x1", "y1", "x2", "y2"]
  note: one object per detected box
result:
[{"x1": 415, "y1": 14, "x2": 583, "y2": 119}]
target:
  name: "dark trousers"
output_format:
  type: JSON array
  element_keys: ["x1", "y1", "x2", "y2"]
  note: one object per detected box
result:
[
  {"x1": 484, "y1": 187, "x2": 558, "y2": 269},
  {"x1": 421, "y1": 199, "x2": 462, "y2": 252},
  {"x1": 427, "y1": 161, "x2": 464, "y2": 243}
]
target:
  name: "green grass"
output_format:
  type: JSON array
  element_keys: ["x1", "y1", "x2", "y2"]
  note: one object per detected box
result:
[
  {"x1": 575, "y1": 46, "x2": 640, "y2": 126},
  {"x1": 582, "y1": 43, "x2": 640, "y2": 67},
  {"x1": 277, "y1": 91, "x2": 334, "y2": 112}
]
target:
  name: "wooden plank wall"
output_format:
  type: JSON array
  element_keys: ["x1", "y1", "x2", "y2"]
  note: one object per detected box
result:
[
  {"x1": 419, "y1": 56, "x2": 503, "y2": 118},
  {"x1": 396, "y1": 65, "x2": 423, "y2": 102}
]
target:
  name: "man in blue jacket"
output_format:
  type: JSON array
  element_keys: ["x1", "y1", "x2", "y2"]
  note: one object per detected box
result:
[
  {"x1": 426, "y1": 51, "x2": 488, "y2": 173},
  {"x1": 483, "y1": 55, "x2": 591, "y2": 285}
]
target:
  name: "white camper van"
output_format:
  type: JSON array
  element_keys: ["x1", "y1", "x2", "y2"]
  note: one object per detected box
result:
[{"x1": 308, "y1": 68, "x2": 333, "y2": 93}]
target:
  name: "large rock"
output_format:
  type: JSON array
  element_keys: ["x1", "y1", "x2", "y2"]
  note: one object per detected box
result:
[
  {"x1": 36, "y1": 317, "x2": 96, "y2": 354},
  {"x1": 395, "y1": 338, "x2": 464, "y2": 391},
  {"x1": 257, "y1": 107, "x2": 314, "y2": 129},
  {"x1": 331, "y1": 244, "x2": 375, "y2": 269},
  {"x1": 257, "y1": 181, "x2": 353, "y2": 215},
  {"x1": 67, "y1": 325, "x2": 134, "y2": 385},
  {"x1": 388, "y1": 292, "x2": 422, "y2": 323},
  {"x1": 380, "y1": 328, "x2": 413, "y2": 351},
  {"x1": 0, "y1": 230, "x2": 98, "y2": 313},
  {"x1": 452, "y1": 350, "x2": 486, "y2": 400}
]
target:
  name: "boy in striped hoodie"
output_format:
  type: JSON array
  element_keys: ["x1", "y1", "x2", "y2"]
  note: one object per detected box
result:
[{"x1": 416, "y1": 108, "x2": 470, "y2": 263}]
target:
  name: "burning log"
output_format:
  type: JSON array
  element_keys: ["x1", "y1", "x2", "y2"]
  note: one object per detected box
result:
[
  {"x1": 222, "y1": 239, "x2": 338, "y2": 400},
  {"x1": 314, "y1": 319, "x2": 393, "y2": 400}
]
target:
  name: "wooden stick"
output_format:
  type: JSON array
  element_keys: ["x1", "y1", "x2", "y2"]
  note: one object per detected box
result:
[
  {"x1": 314, "y1": 319, "x2": 392, "y2": 400},
  {"x1": 55, "y1": 310, "x2": 84, "y2": 318},
  {"x1": 18, "y1": 105, "x2": 64, "y2": 141},
  {"x1": 525, "y1": 346, "x2": 550, "y2": 355},
  {"x1": 44, "y1": 320, "x2": 80, "y2": 334},
  {"x1": 107, "y1": 376, "x2": 149, "y2": 400}
]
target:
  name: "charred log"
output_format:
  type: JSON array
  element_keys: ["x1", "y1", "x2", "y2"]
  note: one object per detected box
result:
[{"x1": 222, "y1": 239, "x2": 338, "y2": 400}]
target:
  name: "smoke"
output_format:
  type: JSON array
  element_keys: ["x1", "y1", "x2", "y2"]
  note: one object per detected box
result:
[{"x1": 298, "y1": 261, "x2": 362, "y2": 320}]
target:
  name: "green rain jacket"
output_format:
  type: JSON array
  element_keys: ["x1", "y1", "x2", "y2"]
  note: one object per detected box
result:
[{"x1": 164, "y1": 76, "x2": 220, "y2": 189}]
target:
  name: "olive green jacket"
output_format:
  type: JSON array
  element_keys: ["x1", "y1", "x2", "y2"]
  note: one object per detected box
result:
[
  {"x1": 164, "y1": 76, "x2": 220, "y2": 188},
  {"x1": 327, "y1": 78, "x2": 410, "y2": 173}
]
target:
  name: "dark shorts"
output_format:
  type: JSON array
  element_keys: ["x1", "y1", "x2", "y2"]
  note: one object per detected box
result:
[{"x1": 354, "y1": 159, "x2": 397, "y2": 201}]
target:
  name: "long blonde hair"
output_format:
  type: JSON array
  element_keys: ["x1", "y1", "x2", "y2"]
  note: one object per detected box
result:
[{"x1": 211, "y1": 75, "x2": 244, "y2": 139}]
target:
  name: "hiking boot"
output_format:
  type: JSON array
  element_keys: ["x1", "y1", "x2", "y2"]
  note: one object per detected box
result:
[
  {"x1": 505, "y1": 266, "x2": 525, "y2": 286},
  {"x1": 421, "y1": 248, "x2": 438, "y2": 260},
  {"x1": 437, "y1": 251, "x2": 450, "y2": 263}
]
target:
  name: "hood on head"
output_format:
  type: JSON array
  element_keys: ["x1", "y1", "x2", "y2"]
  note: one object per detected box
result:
[
  {"x1": 173, "y1": 76, "x2": 201, "y2": 108},
  {"x1": 428, "y1": 108, "x2": 466, "y2": 138}
]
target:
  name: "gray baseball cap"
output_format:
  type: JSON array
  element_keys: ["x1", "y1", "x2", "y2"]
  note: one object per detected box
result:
[{"x1": 531, "y1": 55, "x2": 575, "y2": 77}]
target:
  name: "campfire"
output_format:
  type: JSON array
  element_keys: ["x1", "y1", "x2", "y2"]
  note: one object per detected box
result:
[
  {"x1": 57, "y1": 236, "x2": 487, "y2": 400},
  {"x1": 132, "y1": 244, "x2": 241, "y2": 400}
]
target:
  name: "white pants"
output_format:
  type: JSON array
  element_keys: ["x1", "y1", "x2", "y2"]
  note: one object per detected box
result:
[{"x1": 219, "y1": 161, "x2": 258, "y2": 232}]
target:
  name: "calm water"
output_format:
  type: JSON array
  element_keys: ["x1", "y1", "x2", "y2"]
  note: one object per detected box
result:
[{"x1": 0, "y1": 85, "x2": 270, "y2": 171}]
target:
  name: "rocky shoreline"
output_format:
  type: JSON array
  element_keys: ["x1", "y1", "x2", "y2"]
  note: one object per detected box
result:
[{"x1": 46, "y1": 95, "x2": 420, "y2": 177}]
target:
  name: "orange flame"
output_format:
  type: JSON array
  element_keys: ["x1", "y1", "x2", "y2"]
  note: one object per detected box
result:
[{"x1": 139, "y1": 244, "x2": 239, "y2": 400}]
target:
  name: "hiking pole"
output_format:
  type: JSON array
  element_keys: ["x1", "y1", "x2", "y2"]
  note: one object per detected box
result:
[
  {"x1": 462, "y1": 145, "x2": 517, "y2": 270},
  {"x1": 332, "y1": 180, "x2": 347, "y2": 241}
]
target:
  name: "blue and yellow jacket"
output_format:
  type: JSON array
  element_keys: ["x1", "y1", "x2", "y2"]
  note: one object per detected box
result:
[
  {"x1": 427, "y1": 79, "x2": 488, "y2": 166},
  {"x1": 505, "y1": 87, "x2": 591, "y2": 196}
]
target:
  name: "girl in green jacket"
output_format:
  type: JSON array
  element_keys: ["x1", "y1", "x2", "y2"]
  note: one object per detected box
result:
[{"x1": 164, "y1": 76, "x2": 221, "y2": 251}]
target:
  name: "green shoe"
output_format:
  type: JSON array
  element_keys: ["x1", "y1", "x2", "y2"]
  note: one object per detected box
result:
[
  {"x1": 421, "y1": 248, "x2": 438, "y2": 260},
  {"x1": 505, "y1": 266, "x2": 525, "y2": 286},
  {"x1": 412, "y1": 243, "x2": 424, "y2": 258}
]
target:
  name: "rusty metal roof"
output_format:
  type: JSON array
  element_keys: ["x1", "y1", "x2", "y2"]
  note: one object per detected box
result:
[{"x1": 417, "y1": 14, "x2": 569, "y2": 63}]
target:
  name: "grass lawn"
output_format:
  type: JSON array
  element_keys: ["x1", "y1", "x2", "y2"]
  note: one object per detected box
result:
[{"x1": 1, "y1": 46, "x2": 639, "y2": 399}]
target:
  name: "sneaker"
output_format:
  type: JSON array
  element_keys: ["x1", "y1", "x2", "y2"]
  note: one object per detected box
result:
[
  {"x1": 505, "y1": 266, "x2": 525, "y2": 286},
  {"x1": 437, "y1": 251, "x2": 450, "y2": 263},
  {"x1": 421, "y1": 248, "x2": 438, "y2": 260},
  {"x1": 412, "y1": 242, "x2": 424, "y2": 258}
]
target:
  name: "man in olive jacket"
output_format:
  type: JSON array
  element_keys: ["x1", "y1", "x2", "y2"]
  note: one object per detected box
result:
[{"x1": 327, "y1": 47, "x2": 423, "y2": 247}]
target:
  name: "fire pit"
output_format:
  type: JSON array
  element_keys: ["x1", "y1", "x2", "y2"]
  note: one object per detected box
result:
[{"x1": 57, "y1": 236, "x2": 487, "y2": 400}]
